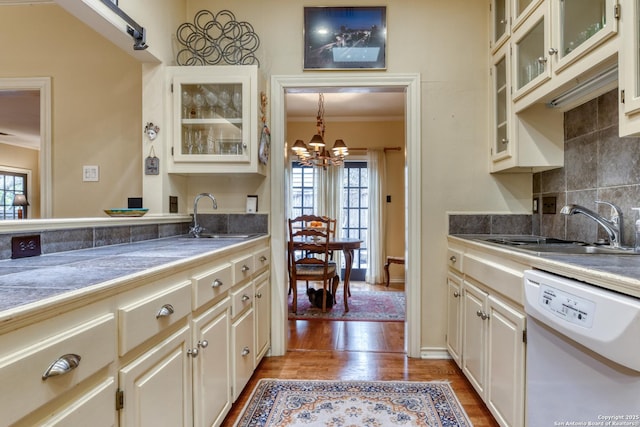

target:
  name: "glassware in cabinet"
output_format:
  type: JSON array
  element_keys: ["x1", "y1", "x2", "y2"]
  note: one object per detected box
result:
[{"x1": 167, "y1": 65, "x2": 266, "y2": 175}]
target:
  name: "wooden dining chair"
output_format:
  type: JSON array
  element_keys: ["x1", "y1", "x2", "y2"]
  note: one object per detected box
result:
[{"x1": 288, "y1": 215, "x2": 340, "y2": 313}]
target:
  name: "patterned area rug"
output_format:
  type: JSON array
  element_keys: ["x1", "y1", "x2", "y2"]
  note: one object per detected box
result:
[
  {"x1": 233, "y1": 379, "x2": 472, "y2": 427},
  {"x1": 288, "y1": 288, "x2": 405, "y2": 322}
]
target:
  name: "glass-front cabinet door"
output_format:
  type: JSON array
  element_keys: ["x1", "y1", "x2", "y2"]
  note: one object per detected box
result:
[
  {"x1": 491, "y1": 0, "x2": 510, "y2": 53},
  {"x1": 512, "y1": 0, "x2": 542, "y2": 30},
  {"x1": 552, "y1": 0, "x2": 619, "y2": 74},
  {"x1": 512, "y1": 4, "x2": 550, "y2": 101},
  {"x1": 491, "y1": 43, "x2": 512, "y2": 164},
  {"x1": 167, "y1": 65, "x2": 266, "y2": 175},
  {"x1": 173, "y1": 76, "x2": 250, "y2": 163},
  {"x1": 620, "y1": 0, "x2": 640, "y2": 136}
]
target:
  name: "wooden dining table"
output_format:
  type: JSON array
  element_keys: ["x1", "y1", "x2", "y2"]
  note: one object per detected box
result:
[{"x1": 327, "y1": 237, "x2": 362, "y2": 296}]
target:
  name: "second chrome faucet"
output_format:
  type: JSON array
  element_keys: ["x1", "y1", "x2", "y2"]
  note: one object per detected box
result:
[
  {"x1": 190, "y1": 193, "x2": 217, "y2": 238},
  {"x1": 560, "y1": 201, "x2": 623, "y2": 248}
]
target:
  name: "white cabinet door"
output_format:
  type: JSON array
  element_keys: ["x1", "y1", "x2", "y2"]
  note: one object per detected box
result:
[
  {"x1": 232, "y1": 308, "x2": 255, "y2": 400},
  {"x1": 462, "y1": 280, "x2": 488, "y2": 397},
  {"x1": 486, "y1": 295, "x2": 526, "y2": 427},
  {"x1": 254, "y1": 272, "x2": 270, "y2": 364},
  {"x1": 192, "y1": 298, "x2": 232, "y2": 427},
  {"x1": 446, "y1": 273, "x2": 463, "y2": 367},
  {"x1": 119, "y1": 325, "x2": 192, "y2": 427}
]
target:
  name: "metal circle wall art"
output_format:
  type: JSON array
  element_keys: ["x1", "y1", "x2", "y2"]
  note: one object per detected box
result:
[{"x1": 176, "y1": 10, "x2": 260, "y2": 66}]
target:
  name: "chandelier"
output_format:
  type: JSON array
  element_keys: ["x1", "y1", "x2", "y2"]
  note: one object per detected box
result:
[{"x1": 291, "y1": 93, "x2": 349, "y2": 168}]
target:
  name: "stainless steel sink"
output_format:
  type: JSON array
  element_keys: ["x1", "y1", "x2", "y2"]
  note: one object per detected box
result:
[
  {"x1": 181, "y1": 233, "x2": 260, "y2": 240},
  {"x1": 195, "y1": 234, "x2": 255, "y2": 239},
  {"x1": 479, "y1": 236, "x2": 639, "y2": 255}
]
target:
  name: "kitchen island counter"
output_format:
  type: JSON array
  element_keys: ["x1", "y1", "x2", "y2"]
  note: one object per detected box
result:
[{"x1": 0, "y1": 234, "x2": 268, "y2": 326}]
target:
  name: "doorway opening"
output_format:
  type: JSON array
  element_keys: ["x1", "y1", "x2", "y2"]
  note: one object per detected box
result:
[
  {"x1": 0, "y1": 77, "x2": 52, "y2": 218},
  {"x1": 270, "y1": 74, "x2": 422, "y2": 358}
]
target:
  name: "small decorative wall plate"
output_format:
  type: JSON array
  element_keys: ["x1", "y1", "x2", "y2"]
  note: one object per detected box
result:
[
  {"x1": 259, "y1": 125, "x2": 270, "y2": 165},
  {"x1": 104, "y1": 208, "x2": 149, "y2": 217}
]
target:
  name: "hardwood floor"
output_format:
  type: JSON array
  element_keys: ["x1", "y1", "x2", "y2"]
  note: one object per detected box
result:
[{"x1": 221, "y1": 282, "x2": 499, "y2": 426}]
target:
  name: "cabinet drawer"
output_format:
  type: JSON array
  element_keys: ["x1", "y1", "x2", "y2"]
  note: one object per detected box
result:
[
  {"x1": 0, "y1": 313, "x2": 116, "y2": 426},
  {"x1": 30, "y1": 377, "x2": 117, "y2": 427},
  {"x1": 232, "y1": 253, "x2": 254, "y2": 283},
  {"x1": 231, "y1": 281, "x2": 254, "y2": 318},
  {"x1": 254, "y1": 246, "x2": 270, "y2": 271},
  {"x1": 118, "y1": 280, "x2": 191, "y2": 356},
  {"x1": 192, "y1": 262, "x2": 233, "y2": 310},
  {"x1": 447, "y1": 248, "x2": 464, "y2": 273}
]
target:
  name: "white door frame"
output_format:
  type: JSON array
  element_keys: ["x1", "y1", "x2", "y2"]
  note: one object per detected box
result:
[
  {"x1": 269, "y1": 73, "x2": 422, "y2": 358},
  {"x1": 0, "y1": 77, "x2": 52, "y2": 218}
]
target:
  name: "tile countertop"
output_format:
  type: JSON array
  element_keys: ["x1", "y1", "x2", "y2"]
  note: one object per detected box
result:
[
  {"x1": 449, "y1": 235, "x2": 640, "y2": 300},
  {"x1": 0, "y1": 234, "x2": 268, "y2": 319}
]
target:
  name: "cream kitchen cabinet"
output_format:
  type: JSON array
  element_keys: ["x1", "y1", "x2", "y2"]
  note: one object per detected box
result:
[
  {"x1": 166, "y1": 64, "x2": 267, "y2": 175},
  {"x1": 231, "y1": 279, "x2": 255, "y2": 400},
  {"x1": 192, "y1": 297, "x2": 232, "y2": 427},
  {"x1": 0, "y1": 236, "x2": 271, "y2": 427},
  {"x1": 254, "y1": 271, "x2": 271, "y2": 364},
  {"x1": 491, "y1": 0, "x2": 511, "y2": 54},
  {"x1": 0, "y1": 301, "x2": 117, "y2": 427},
  {"x1": 447, "y1": 242, "x2": 527, "y2": 427},
  {"x1": 445, "y1": 246, "x2": 464, "y2": 368},
  {"x1": 512, "y1": 0, "x2": 619, "y2": 107},
  {"x1": 490, "y1": 0, "x2": 619, "y2": 172},
  {"x1": 118, "y1": 325, "x2": 193, "y2": 427},
  {"x1": 446, "y1": 272, "x2": 463, "y2": 368},
  {"x1": 619, "y1": 0, "x2": 640, "y2": 136}
]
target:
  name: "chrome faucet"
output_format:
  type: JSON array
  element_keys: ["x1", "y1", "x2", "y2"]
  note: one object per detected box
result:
[
  {"x1": 560, "y1": 201, "x2": 623, "y2": 248},
  {"x1": 190, "y1": 193, "x2": 218, "y2": 238}
]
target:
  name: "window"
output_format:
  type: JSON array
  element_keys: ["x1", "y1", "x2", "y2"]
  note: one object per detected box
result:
[
  {"x1": 290, "y1": 163, "x2": 316, "y2": 218},
  {"x1": 342, "y1": 161, "x2": 368, "y2": 281},
  {"x1": 0, "y1": 170, "x2": 28, "y2": 220},
  {"x1": 290, "y1": 161, "x2": 369, "y2": 281}
]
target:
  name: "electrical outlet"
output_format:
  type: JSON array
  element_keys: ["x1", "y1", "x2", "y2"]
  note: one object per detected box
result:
[{"x1": 542, "y1": 196, "x2": 557, "y2": 214}]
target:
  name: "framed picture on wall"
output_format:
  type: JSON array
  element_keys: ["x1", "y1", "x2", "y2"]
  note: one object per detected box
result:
[{"x1": 303, "y1": 6, "x2": 387, "y2": 70}]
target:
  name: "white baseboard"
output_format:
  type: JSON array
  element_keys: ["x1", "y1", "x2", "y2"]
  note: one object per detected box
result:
[{"x1": 420, "y1": 347, "x2": 452, "y2": 359}]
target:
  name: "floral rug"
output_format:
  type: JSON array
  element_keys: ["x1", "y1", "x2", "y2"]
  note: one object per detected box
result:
[
  {"x1": 233, "y1": 379, "x2": 472, "y2": 427},
  {"x1": 288, "y1": 288, "x2": 405, "y2": 322}
]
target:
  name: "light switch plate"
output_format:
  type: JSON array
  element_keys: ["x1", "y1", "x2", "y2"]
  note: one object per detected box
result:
[{"x1": 83, "y1": 165, "x2": 99, "y2": 182}]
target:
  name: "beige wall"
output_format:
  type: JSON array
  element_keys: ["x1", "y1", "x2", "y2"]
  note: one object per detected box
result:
[
  {"x1": 0, "y1": 145, "x2": 40, "y2": 219},
  {"x1": 0, "y1": 5, "x2": 142, "y2": 217}
]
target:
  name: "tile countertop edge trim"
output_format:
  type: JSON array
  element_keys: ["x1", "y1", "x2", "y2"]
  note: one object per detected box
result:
[
  {"x1": 0, "y1": 235, "x2": 269, "y2": 333},
  {"x1": 0, "y1": 214, "x2": 192, "y2": 234},
  {"x1": 448, "y1": 235, "x2": 640, "y2": 299}
]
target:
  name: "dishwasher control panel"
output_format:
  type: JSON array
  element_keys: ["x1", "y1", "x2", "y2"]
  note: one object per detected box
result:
[{"x1": 538, "y1": 284, "x2": 596, "y2": 328}]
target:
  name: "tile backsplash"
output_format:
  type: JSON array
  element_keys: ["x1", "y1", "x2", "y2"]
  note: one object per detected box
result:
[{"x1": 534, "y1": 88, "x2": 640, "y2": 247}]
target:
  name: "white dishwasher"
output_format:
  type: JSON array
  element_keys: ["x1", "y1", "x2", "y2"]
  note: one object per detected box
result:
[{"x1": 523, "y1": 270, "x2": 640, "y2": 426}]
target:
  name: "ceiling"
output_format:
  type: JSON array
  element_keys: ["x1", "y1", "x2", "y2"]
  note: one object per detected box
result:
[
  {"x1": 285, "y1": 88, "x2": 405, "y2": 121},
  {"x1": 0, "y1": 89, "x2": 40, "y2": 150}
]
